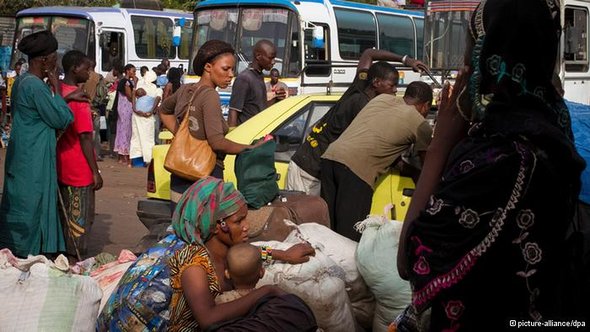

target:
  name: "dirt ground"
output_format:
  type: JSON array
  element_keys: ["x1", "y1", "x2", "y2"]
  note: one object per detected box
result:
[{"x1": 0, "y1": 148, "x2": 149, "y2": 258}]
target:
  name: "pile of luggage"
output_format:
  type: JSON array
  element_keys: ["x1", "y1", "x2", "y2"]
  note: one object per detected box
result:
[{"x1": 0, "y1": 194, "x2": 412, "y2": 332}]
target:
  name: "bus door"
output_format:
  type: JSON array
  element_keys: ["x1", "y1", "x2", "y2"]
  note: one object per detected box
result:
[
  {"x1": 98, "y1": 29, "x2": 126, "y2": 76},
  {"x1": 562, "y1": 1, "x2": 590, "y2": 105}
]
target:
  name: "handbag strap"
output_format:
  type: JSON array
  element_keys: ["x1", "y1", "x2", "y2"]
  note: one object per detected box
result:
[{"x1": 180, "y1": 84, "x2": 206, "y2": 123}]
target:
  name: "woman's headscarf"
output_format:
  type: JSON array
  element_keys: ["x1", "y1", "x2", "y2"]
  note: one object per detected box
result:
[
  {"x1": 137, "y1": 69, "x2": 159, "y2": 97},
  {"x1": 406, "y1": 0, "x2": 586, "y2": 316},
  {"x1": 468, "y1": 0, "x2": 570, "y2": 135},
  {"x1": 172, "y1": 177, "x2": 246, "y2": 245}
]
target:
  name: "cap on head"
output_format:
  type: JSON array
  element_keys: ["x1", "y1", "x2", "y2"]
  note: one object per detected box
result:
[{"x1": 18, "y1": 30, "x2": 58, "y2": 59}]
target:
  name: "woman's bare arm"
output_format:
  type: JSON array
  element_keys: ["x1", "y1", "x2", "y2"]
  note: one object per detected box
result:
[
  {"x1": 163, "y1": 83, "x2": 172, "y2": 100},
  {"x1": 159, "y1": 112, "x2": 178, "y2": 134},
  {"x1": 124, "y1": 83, "x2": 134, "y2": 102},
  {"x1": 397, "y1": 67, "x2": 471, "y2": 280},
  {"x1": 357, "y1": 49, "x2": 429, "y2": 73}
]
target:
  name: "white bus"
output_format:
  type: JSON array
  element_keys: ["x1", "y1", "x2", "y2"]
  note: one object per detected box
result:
[
  {"x1": 188, "y1": 0, "x2": 425, "y2": 106},
  {"x1": 423, "y1": 0, "x2": 590, "y2": 105},
  {"x1": 11, "y1": 7, "x2": 193, "y2": 77}
]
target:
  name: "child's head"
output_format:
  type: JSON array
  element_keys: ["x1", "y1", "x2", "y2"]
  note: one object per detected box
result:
[
  {"x1": 140, "y1": 66, "x2": 149, "y2": 77},
  {"x1": 225, "y1": 243, "x2": 264, "y2": 289},
  {"x1": 62, "y1": 50, "x2": 91, "y2": 84}
]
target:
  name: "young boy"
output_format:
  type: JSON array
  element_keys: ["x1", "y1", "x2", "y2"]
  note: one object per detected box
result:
[
  {"x1": 57, "y1": 50, "x2": 103, "y2": 259},
  {"x1": 215, "y1": 243, "x2": 265, "y2": 304},
  {"x1": 1, "y1": 122, "x2": 10, "y2": 148}
]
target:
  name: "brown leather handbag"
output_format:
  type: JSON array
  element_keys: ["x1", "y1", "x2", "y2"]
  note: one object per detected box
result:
[{"x1": 164, "y1": 86, "x2": 216, "y2": 181}]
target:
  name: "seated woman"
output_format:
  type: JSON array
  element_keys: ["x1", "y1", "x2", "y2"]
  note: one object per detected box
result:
[{"x1": 97, "y1": 177, "x2": 316, "y2": 331}]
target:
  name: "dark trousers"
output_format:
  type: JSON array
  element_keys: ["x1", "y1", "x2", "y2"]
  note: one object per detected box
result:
[
  {"x1": 320, "y1": 159, "x2": 372, "y2": 242},
  {"x1": 575, "y1": 201, "x2": 590, "y2": 256},
  {"x1": 107, "y1": 113, "x2": 117, "y2": 157},
  {"x1": 93, "y1": 113, "x2": 102, "y2": 158}
]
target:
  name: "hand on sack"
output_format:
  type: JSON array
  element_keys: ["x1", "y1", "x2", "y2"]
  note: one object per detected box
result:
[{"x1": 283, "y1": 242, "x2": 316, "y2": 264}]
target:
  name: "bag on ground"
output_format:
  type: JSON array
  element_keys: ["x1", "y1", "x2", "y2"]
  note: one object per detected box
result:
[
  {"x1": 285, "y1": 223, "x2": 375, "y2": 329},
  {"x1": 253, "y1": 240, "x2": 356, "y2": 332},
  {"x1": 246, "y1": 193, "x2": 330, "y2": 243},
  {"x1": 355, "y1": 216, "x2": 411, "y2": 332},
  {"x1": 0, "y1": 249, "x2": 103, "y2": 332}
]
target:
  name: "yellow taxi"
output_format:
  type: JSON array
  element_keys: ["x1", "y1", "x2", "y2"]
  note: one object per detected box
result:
[{"x1": 137, "y1": 93, "x2": 416, "y2": 228}]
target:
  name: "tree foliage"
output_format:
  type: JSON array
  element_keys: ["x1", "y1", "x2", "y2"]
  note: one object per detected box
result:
[
  {"x1": 161, "y1": 0, "x2": 195, "y2": 11},
  {"x1": 0, "y1": 0, "x2": 376, "y2": 16}
]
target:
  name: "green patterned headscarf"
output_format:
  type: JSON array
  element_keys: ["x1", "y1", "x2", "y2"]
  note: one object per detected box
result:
[{"x1": 172, "y1": 177, "x2": 246, "y2": 245}]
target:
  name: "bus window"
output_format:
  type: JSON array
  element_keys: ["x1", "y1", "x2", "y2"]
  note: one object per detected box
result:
[
  {"x1": 238, "y1": 8, "x2": 290, "y2": 74},
  {"x1": 87, "y1": 24, "x2": 95, "y2": 63},
  {"x1": 191, "y1": 9, "x2": 239, "y2": 73},
  {"x1": 288, "y1": 16, "x2": 301, "y2": 77},
  {"x1": 195, "y1": 9, "x2": 238, "y2": 49},
  {"x1": 11, "y1": 17, "x2": 46, "y2": 68},
  {"x1": 100, "y1": 31, "x2": 125, "y2": 73},
  {"x1": 377, "y1": 14, "x2": 414, "y2": 57},
  {"x1": 415, "y1": 18, "x2": 424, "y2": 61},
  {"x1": 424, "y1": 10, "x2": 470, "y2": 70},
  {"x1": 449, "y1": 17, "x2": 465, "y2": 67},
  {"x1": 334, "y1": 8, "x2": 376, "y2": 60},
  {"x1": 176, "y1": 19, "x2": 193, "y2": 60},
  {"x1": 12, "y1": 16, "x2": 91, "y2": 72},
  {"x1": 564, "y1": 6, "x2": 589, "y2": 72},
  {"x1": 52, "y1": 17, "x2": 90, "y2": 68},
  {"x1": 304, "y1": 24, "x2": 330, "y2": 76},
  {"x1": 132, "y1": 16, "x2": 175, "y2": 59}
]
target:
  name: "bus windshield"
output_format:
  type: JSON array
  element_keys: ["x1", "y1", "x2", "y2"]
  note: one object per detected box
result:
[
  {"x1": 12, "y1": 16, "x2": 91, "y2": 72},
  {"x1": 192, "y1": 7, "x2": 292, "y2": 75},
  {"x1": 423, "y1": 1, "x2": 477, "y2": 71}
]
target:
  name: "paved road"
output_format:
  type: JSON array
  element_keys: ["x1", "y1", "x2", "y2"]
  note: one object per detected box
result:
[{"x1": 0, "y1": 148, "x2": 149, "y2": 258}]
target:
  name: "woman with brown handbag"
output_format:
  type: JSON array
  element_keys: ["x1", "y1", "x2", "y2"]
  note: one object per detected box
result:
[{"x1": 159, "y1": 40, "x2": 263, "y2": 208}]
